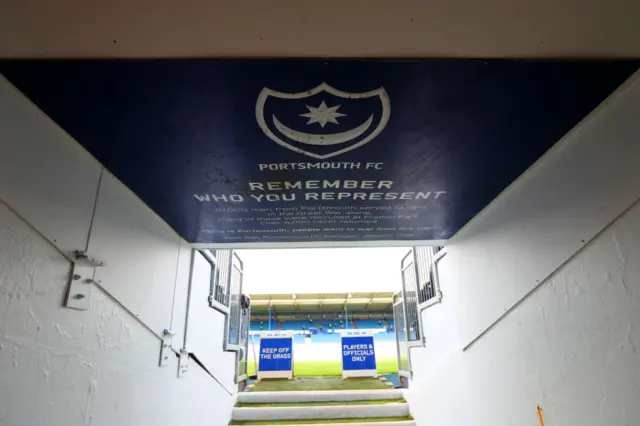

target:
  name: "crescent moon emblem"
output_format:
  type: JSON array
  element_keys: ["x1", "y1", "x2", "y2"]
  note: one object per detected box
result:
[{"x1": 272, "y1": 114, "x2": 374, "y2": 146}]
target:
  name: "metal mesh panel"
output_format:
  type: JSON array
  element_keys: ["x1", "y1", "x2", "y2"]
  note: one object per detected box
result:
[
  {"x1": 228, "y1": 262, "x2": 242, "y2": 346},
  {"x1": 415, "y1": 246, "x2": 436, "y2": 304},
  {"x1": 393, "y1": 297, "x2": 410, "y2": 373},
  {"x1": 236, "y1": 303, "x2": 251, "y2": 381},
  {"x1": 401, "y1": 252, "x2": 421, "y2": 343},
  {"x1": 212, "y1": 249, "x2": 232, "y2": 307}
]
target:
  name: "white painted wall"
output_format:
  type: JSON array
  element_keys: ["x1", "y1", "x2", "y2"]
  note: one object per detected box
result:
[
  {"x1": 0, "y1": 76, "x2": 236, "y2": 425},
  {"x1": 89, "y1": 171, "x2": 183, "y2": 338},
  {"x1": 0, "y1": 204, "x2": 235, "y2": 426},
  {"x1": 0, "y1": 76, "x2": 101, "y2": 258},
  {"x1": 407, "y1": 72, "x2": 640, "y2": 425}
]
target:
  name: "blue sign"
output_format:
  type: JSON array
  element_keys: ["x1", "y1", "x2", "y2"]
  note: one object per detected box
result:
[
  {"x1": 342, "y1": 336, "x2": 377, "y2": 371},
  {"x1": 1, "y1": 60, "x2": 637, "y2": 243},
  {"x1": 258, "y1": 337, "x2": 293, "y2": 372}
]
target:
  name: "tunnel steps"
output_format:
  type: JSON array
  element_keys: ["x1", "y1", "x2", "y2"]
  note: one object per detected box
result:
[
  {"x1": 238, "y1": 389, "x2": 404, "y2": 403},
  {"x1": 231, "y1": 390, "x2": 414, "y2": 426}
]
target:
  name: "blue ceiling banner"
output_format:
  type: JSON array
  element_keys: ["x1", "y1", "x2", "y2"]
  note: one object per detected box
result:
[{"x1": 1, "y1": 60, "x2": 637, "y2": 244}]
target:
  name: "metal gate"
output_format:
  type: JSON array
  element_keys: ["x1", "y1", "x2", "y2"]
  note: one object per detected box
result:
[
  {"x1": 215, "y1": 251, "x2": 249, "y2": 383},
  {"x1": 235, "y1": 296, "x2": 251, "y2": 383},
  {"x1": 394, "y1": 248, "x2": 428, "y2": 379},
  {"x1": 224, "y1": 253, "x2": 244, "y2": 351},
  {"x1": 401, "y1": 249, "x2": 424, "y2": 347},
  {"x1": 393, "y1": 291, "x2": 411, "y2": 378},
  {"x1": 209, "y1": 248, "x2": 231, "y2": 313}
]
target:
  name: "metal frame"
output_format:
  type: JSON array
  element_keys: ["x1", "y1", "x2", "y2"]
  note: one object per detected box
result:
[
  {"x1": 223, "y1": 252, "x2": 244, "y2": 352},
  {"x1": 393, "y1": 246, "x2": 448, "y2": 379},
  {"x1": 401, "y1": 249, "x2": 425, "y2": 348},
  {"x1": 64, "y1": 250, "x2": 106, "y2": 311},
  {"x1": 185, "y1": 249, "x2": 250, "y2": 383},
  {"x1": 418, "y1": 248, "x2": 447, "y2": 310},
  {"x1": 393, "y1": 291, "x2": 412, "y2": 379},
  {"x1": 159, "y1": 329, "x2": 174, "y2": 367},
  {"x1": 202, "y1": 249, "x2": 231, "y2": 314},
  {"x1": 234, "y1": 301, "x2": 251, "y2": 383}
]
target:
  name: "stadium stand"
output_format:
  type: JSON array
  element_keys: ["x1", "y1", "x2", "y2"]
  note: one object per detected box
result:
[
  {"x1": 246, "y1": 292, "x2": 399, "y2": 378},
  {"x1": 250, "y1": 318, "x2": 395, "y2": 333},
  {"x1": 248, "y1": 292, "x2": 396, "y2": 333}
]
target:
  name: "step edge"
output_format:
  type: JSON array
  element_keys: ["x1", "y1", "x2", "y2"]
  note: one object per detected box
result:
[
  {"x1": 235, "y1": 401, "x2": 407, "y2": 408},
  {"x1": 233, "y1": 403, "x2": 409, "y2": 411},
  {"x1": 238, "y1": 390, "x2": 405, "y2": 402},
  {"x1": 232, "y1": 405, "x2": 411, "y2": 421},
  {"x1": 229, "y1": 420, "x2": 416, "y2": 426},
  {"x1": 242, "y1": 390, "x2": 403, "y2": 395}
]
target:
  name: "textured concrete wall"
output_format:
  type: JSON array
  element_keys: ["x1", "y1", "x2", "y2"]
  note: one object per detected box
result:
[
  {"x1": 0, "y1": 76, "x2": 236, "y2": 426},
  {"x1": 407, "y1": 73, "x2": 640, "y2": 426},
  {"x1": 408, "y1": 201, "x2": 640, "y2": 425},
  {"x1": 0, "y1": 203, "x2": 235, "y2": 426}
]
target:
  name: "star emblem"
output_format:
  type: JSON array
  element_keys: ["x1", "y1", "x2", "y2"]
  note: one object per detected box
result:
[{"x1": 300, "y1": 101, "x2": 346, "y2": 127}]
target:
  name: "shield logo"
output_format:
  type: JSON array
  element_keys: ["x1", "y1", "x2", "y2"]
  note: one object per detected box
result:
[{"x1": 255, "y1": 83, "x2": 390, "y2": 159}]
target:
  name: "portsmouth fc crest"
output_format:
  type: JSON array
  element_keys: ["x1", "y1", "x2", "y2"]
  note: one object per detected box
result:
[{"x1": 256, "y1": 83, "x2": 390, "y2": 159}]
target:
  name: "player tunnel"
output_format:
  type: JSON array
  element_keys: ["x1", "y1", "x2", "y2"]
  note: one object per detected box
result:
[{"x1": 1, "y1": 57, "x2": 639, "y2": 426}]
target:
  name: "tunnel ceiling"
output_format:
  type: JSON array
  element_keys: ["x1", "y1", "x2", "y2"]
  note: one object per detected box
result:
[
  {"x1": 3, "y1": 0, "x2": 640, "y2": 58},
  {"x1": 1, "y1": 60, "x2": 638, "y2": 245}
]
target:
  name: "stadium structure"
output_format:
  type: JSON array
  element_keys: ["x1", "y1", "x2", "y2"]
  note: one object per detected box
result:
[{"x1": 247, "y1": 292, "x2": 398, "y2": 377}]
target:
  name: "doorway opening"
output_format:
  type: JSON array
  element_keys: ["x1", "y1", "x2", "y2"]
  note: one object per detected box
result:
[{"x1": 209, "y1": 246, "x2": 445, "y2": 393}]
